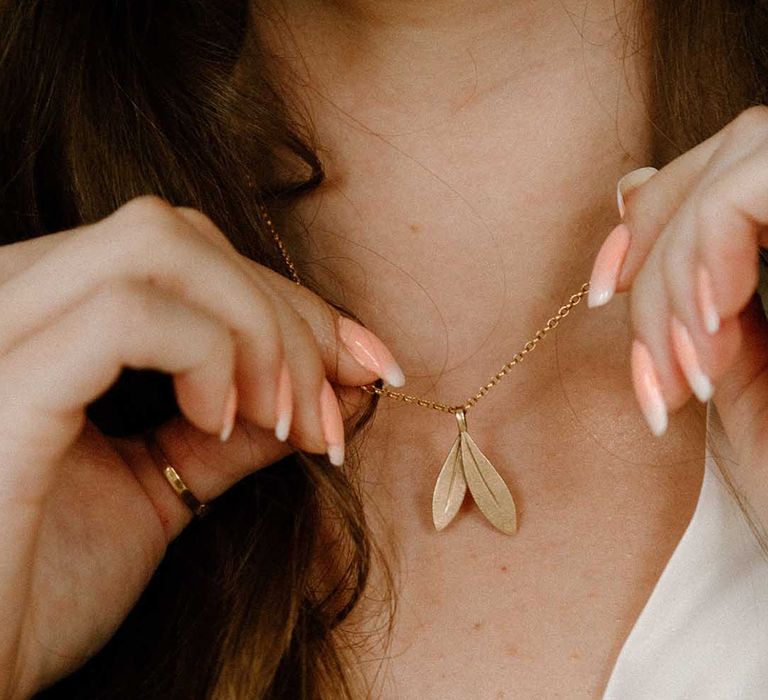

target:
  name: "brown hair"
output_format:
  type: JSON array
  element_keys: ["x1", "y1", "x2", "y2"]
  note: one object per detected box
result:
[{"x1": 0, "y1": 0, "x2": 762, "y2": 697}]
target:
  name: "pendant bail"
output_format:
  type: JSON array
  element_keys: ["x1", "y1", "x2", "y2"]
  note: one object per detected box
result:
[{"x1": 455, "y1": 409, "x2": 468, "y2": 433}]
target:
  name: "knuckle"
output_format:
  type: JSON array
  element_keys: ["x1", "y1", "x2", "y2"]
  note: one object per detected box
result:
[
  {"x1": 285, "y1": 281, "x2": 320, "y2": 315},
  {"x1": 110, "y1": 198, "x2": 183, "y2": 252},
  {"x1": 302, "y1": 296, "x2": 340, "y2": 351},
  {"x1": 294, "y1": 316, "x2": 326, "y2": 383},
  {"x1": 316, "y1": 304, "x2": 340, "y2": 350},
  {"x1": 276, "y1": 282, "x2": 341, "y2": 356},
  {"x1": 117, "y1": 194, "x2": 175, "y2": 223}
]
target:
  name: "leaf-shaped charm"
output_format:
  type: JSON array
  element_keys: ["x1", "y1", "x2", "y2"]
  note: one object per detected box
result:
[
  {"x1": 431, "y1": 434, "x2": 467, "y2": 531},
  {"x1": 460, "y1": 431, "x2": 517, "y2": 535}
]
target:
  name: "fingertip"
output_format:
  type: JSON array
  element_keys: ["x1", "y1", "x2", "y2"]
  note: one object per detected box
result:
[
  {"x1": 337, "y1": 315, "x2": 406, "y2": 387},
  {"x1": 617, "y1": 166, "x2": 659, "y2": 218},
  {"x1": 218, "y1": 384, "x2": 238, "y2": 442},
  {"x1": 274, "y1": 361, "x2": 293, "y2": 442},
  {"x1": 319, "y1": 379, "x2": 345, "y2": 465},
  {"x1": 631, "y1": 338, "x2": 669, "y2": 437},
  {"x1": 588, "y1": 223, "x2": 631, "y2": 307}
]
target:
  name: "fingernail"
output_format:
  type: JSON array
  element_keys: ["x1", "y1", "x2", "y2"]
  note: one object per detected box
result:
[
  {"x1": 588, "y1": 223, "x2": 631, "y2": 308},
  {"x1": 670, "y1": 316, "x2": 714, "y2": 403},
  {"x1": 274, "y1": 362, "x2": 293, "y2": 442},
  {"x1": 219, "y1": 384, "x2": 238, "y2": 442},
  {"x1": 617, "y1": 166, "x2": 658, "y2": 218},
  {"x1": 337, "y1": 316, "x2": 406, "y2": 387},
  {"x1": 697, "y1": 265, "x2": 720, "y2": 334},
  {"x1": 631, "y1": 339, "x2": 668, "y2": 437},
  {"x1": 320, "y1": 379, "x2": 345, "y2": 466}
]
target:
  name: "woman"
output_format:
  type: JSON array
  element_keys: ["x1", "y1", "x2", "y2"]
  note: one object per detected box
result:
[{"x1": 2, "y1": 0, "x2": 768, "y2": 697}]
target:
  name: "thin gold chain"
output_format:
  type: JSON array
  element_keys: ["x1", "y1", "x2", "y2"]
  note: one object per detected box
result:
[{"x1": 259, "y1": 204, "x2": 590, "y2": 415}]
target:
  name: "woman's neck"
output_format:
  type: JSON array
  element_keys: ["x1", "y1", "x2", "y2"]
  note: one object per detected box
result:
[
  {"x1": 258, "y1": 0, "x2": 654, "y2": 386},
  {"x1": 255, "y1": 1, "x2": 703, "y2": 528}
]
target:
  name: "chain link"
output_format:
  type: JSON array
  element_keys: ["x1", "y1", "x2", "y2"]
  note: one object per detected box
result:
[
  {"x1": 260, "y1": 205, "x2": 303, "y2": 286},
  {"x1": 259, "y1": 204, "x2": 590, "y2": 416}
]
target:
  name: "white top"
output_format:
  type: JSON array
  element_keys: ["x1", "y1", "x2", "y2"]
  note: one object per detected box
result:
[{"x1": 601, "y1": 402, "x2": 768, "y2": 698}]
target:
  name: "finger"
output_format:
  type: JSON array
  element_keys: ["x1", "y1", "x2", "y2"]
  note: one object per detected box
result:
[
  {"x1": 688, "y1": 147, "x2": 768, "y2": 323},
  {"x1": 587, "y1": 132, "x2": 723, "y2": 310},
  {"x1": 0, "y1": 196, "x2": 284, "y2": 431},
  {"x1": 121, "y1": 385, "x2": 371, "y2": 540},
  {"x1": 628, "y1": 240, "x2": 691, "y2": 425},
  {"x1": 615, "y1": 107, "x2": 768, "y2": 295},
  {"x1": 615, "y1": 136, "x2": 721, "y2": 289},
  {"x1": 625, "y1": 154, "x2": 763, "y2": 424},
  {"x1": 0, "y1": 279, "x2": 243, "y2": 528},
  {"x1": 651, "y1": 141, "x2": 768, "y2": 388},
  {"x1": 176, "y1": 206, "x2": 394, "y2": 453},
  {"x1": 175, "y1": 205, "x2": 405, "y2": 389},
  {"x1": 175, "y1": 206, "x2": 326, "y2": 452},
  {"x1": 632, "y1": 137, "x2": 768, "y2": 422},
  {"x1": 1, "y1": 203, "x2": 403, "y2": 395},
  {"x1": 638, "y1": 145, "x2": 768, "y2": 416},
  {"x1": 259, "y1": 265, "x2": 405, "y2": 384},
  {"x1": 0, "y1": 273, "x2": 237, "y2": 676}
]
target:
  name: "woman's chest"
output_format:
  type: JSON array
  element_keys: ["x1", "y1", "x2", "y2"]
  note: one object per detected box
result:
[{"x1": 345, "y1": 446, "x2": 705, "y2": 699}]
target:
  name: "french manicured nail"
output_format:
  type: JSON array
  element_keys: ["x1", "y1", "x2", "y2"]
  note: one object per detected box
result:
[
  {"x1": 697, "y1": 265, "x2": 720, "y2": 334},
  {"x1": 670, "y1": 316, "x2": 713, "y2": 403},
  {"x1": 588, "y1": 223, "x2": 631, "y2": 308},
  {"x1": 320, "y1": 379, "x2": 345, "y2": 466},
  {"x1": 631, "y1": 339, "x2": 668, "y2": 437},
  {"x1": 219, "y1": 384, "x2": 238, "y2": 442},
  {"x1": 617, "y1": 166, "x2": 658, "y2": 218},
  {"x1": 337, "y1": 316, "x2": 406, "y2": 387},
  {"x1": 274, "y1": 362, "x2": 293, "y2": 442}
]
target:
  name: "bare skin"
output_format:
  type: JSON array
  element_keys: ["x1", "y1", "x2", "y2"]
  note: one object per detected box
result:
[
  {"x1": 7, "y1": 1, "x2": 768, "y2": 698},
  {"x1": 259, "y1": 0, "x2": 708, "y2": 696}
]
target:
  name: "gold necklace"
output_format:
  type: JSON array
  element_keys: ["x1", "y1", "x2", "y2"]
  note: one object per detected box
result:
[{"x1": 260, "y1": 205, "x2": 590, "y2": 535}]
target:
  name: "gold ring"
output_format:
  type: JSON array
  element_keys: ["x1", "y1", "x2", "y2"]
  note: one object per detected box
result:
[{"x1": 145, "y1": 431, "x2": 210, "y2": 518}]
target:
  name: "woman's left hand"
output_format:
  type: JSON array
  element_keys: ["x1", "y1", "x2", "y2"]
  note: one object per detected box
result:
[{"x1": 588, "y1": 104, "x2": 768, "y2": 511}]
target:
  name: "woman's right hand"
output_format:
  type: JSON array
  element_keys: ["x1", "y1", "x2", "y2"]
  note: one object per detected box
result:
[{"x1": 0, "y1": 195, "x2": 402, "y2": 699}]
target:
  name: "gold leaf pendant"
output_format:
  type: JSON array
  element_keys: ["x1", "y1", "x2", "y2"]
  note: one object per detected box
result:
[{"x1": 431, "y1": 410, "x2": 518, "y2": 535}]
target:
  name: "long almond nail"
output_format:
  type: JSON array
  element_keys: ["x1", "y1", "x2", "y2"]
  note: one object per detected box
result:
[
  {"x1": 274, "y1": 362, "x2": 293, "y2": 442},
  {"x1": 588, "y1": 223, "x2": 631, "y2": 308},
  {"x1": 337, "y1": 316, "x2": 405, "y2": 387},
  {"x1": 320, "y1": 379, "x2": 345, "y2": 466},
  {"x1": 670, "y1": 316, "x2": 713, "y2": 403},
  {"x1": 617, "y1": 166, "x2": 658, "y2": 218},
  {"x1": 631, "y1": 339, "x2": 668, "y2": 437},
  {"x1": 219, "y1": 384, "x2": 238, "y2": 442},
  {"x1": 697, "y1": 265, "x2": 720, "y2": 334}
]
